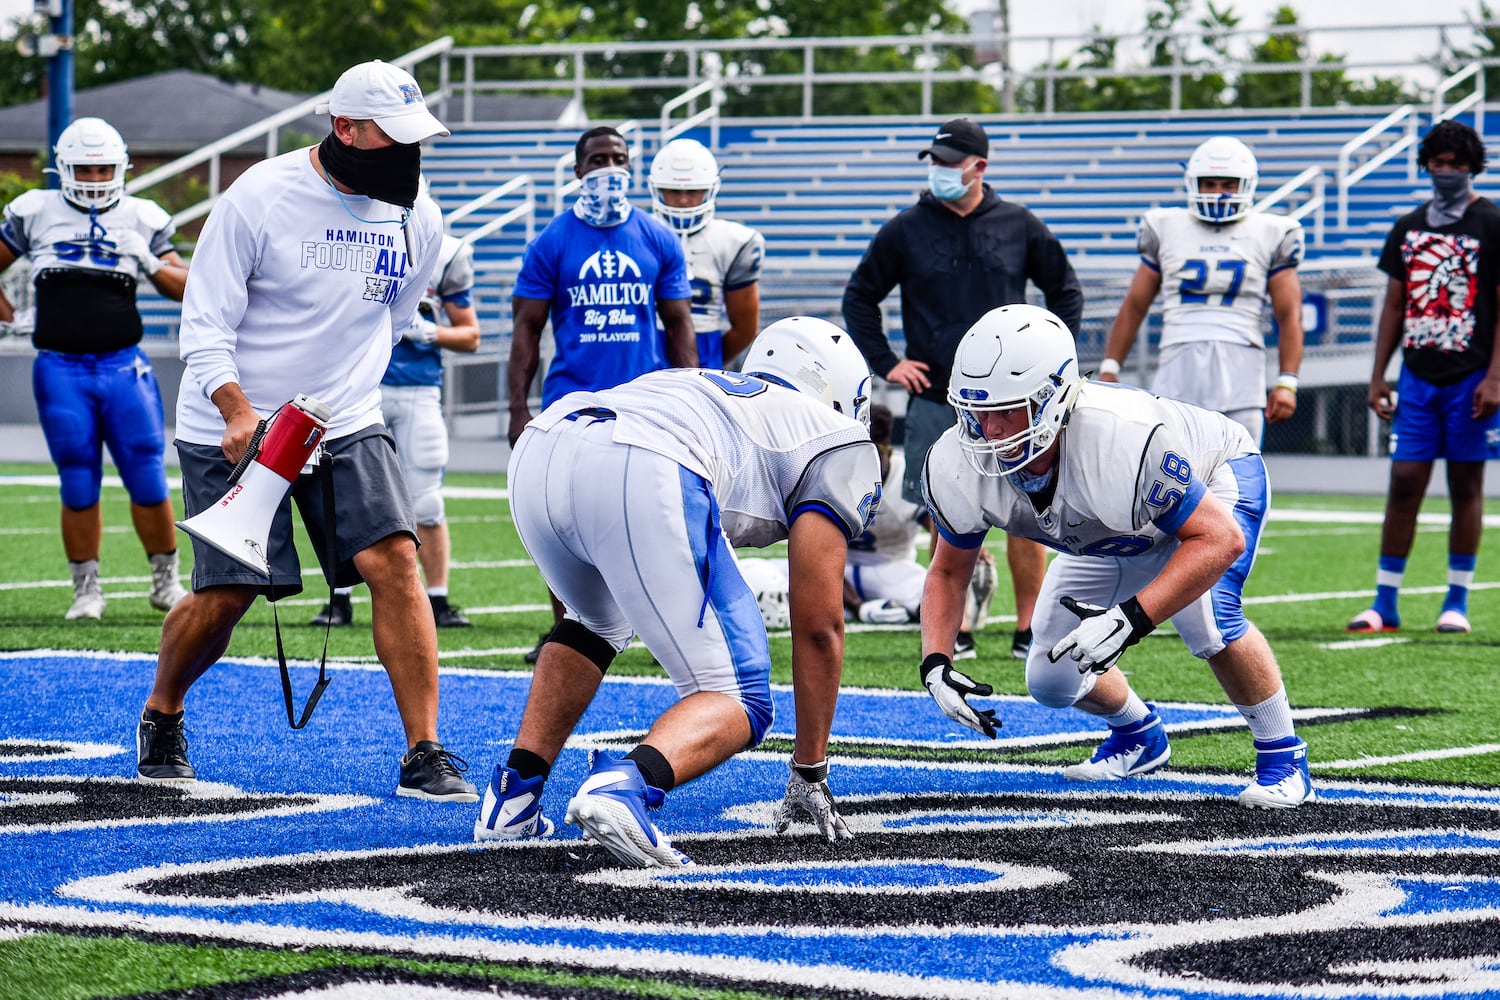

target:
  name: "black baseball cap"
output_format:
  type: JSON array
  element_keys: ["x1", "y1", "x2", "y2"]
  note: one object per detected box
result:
[{"x1": 918, "y1": 118, "x2": 989, "y2": 163}]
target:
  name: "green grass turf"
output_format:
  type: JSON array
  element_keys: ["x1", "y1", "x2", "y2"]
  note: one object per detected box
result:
[{"x1": 1, "y1": 461, "x2": 1498, "y2": 997}]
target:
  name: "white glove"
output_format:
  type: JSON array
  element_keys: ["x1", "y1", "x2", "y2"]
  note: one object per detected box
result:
[
  {"x1": 110, "y1": 230, "x2": 163, "y2": 275},
  {"x1": 858, "y1": 598, "x2": 910, "y2": 624},
  {"x1": 1047, "y1": 595, "x2": 1155, "y2": 674},
  {"x1": 920, "y1": 653, "x2": 998, "y2": 738},
  {"x1": 405, "y1": 317, "x2": 440, "y2": 345},
  {"x1": 773, "y1": 759, "x2": 853, "y2": 842}
]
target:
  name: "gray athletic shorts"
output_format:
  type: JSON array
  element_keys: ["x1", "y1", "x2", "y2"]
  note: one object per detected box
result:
[
  {"x1": 176, "y1": 424, "x2": 416, "y2": 600},
  {"x1": 901, "y1": 396, "x2": 957, "y2": 505}
]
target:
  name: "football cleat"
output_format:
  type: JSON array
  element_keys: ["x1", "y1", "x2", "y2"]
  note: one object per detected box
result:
[
  {"x1": 309, "y1": 593, "x2": 353, "y2": 627},
  {"x1": 430, "y1": 596, "x2": 473, "y2": 629},
  {"x1": 1011, "y1": 627, "x2": 1033, "y2": 661},
  {"x1": 1064, "y1": 709, "x2": 1170, "y2": 782},
  {"x1": 1239, "y1": 738, "x2": 1315, "y2": 809},
  {"x1": 965, "y1": 555, "x2": 997, "y2": 632},
  {"x1": 564, "y1": 751, "x2": 691, "y2": 868},
  {"x1": 523, "y1": 632, "x2": 550, "y2": 665},
  {"x1": 474, "y1": 764, "x2": 553, "y2": 841},
  {"x1": 397, "y1": 741, "x2": 479, "y2": 802},
  {"x1": 953, "y1": 630, "x2": 977, "y2": 661},
  {"x1": 1436, "y1": 609, "x2": 1472, "y2": 634},
  {"x1": 1345, "y1": 608, "x2": 1398, "y2": 633}
]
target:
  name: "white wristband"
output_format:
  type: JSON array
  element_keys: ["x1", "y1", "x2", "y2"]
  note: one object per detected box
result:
[
  {"x1": 1099, "y1": 358, "x2": 1122, "y2": 377},
  {"x1": 140, "y1": 254, "x2": 164, "y2": 276},
  {"x1": 1275, "y1": 373, "x2": 1299, "y2": 393}
]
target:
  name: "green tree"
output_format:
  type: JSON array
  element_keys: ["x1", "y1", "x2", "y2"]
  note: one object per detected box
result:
[{"x1": 1237, "y1": 5, "x2": 1414, "y2": 108}]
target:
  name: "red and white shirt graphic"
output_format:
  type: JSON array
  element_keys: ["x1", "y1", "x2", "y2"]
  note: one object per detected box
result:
[{"x1": 1402, "y1": 230, "x2": 1480, "y2": 353}]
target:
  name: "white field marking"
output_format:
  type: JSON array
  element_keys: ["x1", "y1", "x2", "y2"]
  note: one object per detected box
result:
[
  {"x1": 1052, "y1": 871, "x2": 1500, "y2": 998},
  {"x1": 0, "y1": 791, "x2": 78, "y2": 808},
  {"x1": 0, "y1": 902, "x2": 1141, "y2": 1000},
  {"x1": 275, "y1": 986, "x2": 522, "y2": 1000},
  {"x1": 1314, "y1": 743, "x2": 1500, "y2": 770},
  {"x1": 1319, "y1": 637, "x2": 1411, "y2": 650},
  {"x1": 0, "y1": 925, "x2": 35, "y2": 942},
  {"x1": 1271, "y1": 507, "x2": 1500, "y2": 528},
  {"x1": 716, "y1": 804, "x2": 1184, "y2": 837},
  {"x1": 572, "y1": 857, "x2": 1069, "y2": 895},
  {"x1": 1329, "y1": 954, "x2": 1500, "y2": 983},
  {"x1": 0, "y1": 475, "x2": 508, "y2": 501},
  {"x1": 447, "y1": 559, "x2": 535, "y2": 569},
  {"x1": 1120, "y1": 827, "x2": 1500, "y2": 859},
  {"x1": 0, "y1": 738, "x2": 122, "y2": 763},
  {"x1": 1245, "y1": 580, "x2": 1500, "y2": 606}
]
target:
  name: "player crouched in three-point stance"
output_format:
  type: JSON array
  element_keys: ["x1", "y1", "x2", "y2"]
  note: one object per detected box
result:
[
  {"x1": 918, "y1": 304, "x2": 1313, "y2": 809},
  {"x1": 476, "y1": 317, "x2": 881, "y2": 865},
  {"x1": 0, "y1": 117, "x2": 190, "y2": 619}
]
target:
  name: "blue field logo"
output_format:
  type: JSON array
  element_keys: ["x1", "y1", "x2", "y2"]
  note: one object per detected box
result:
[{"x1": 2, "y1": 651, "x2": 1498, "y2": 999}]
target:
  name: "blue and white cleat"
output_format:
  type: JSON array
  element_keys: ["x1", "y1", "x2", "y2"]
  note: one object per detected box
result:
[
  {"x1": 1239, "y1": 737, "x2": 1315, "y2": 809},
  {"x1": 564, "y1": 751, "x2": 691, "y2": 868},
  {"x1": 473, "y1": 765, "x2": 554, "y2": 841},
  {"x1": 1064, "y1": 709, "x2": 1171, "y2": 781}
]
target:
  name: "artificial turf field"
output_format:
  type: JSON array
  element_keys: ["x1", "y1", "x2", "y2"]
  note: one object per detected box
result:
[{"x1": 1, "y1": 461, "x2": 1498, "y2": 1000}]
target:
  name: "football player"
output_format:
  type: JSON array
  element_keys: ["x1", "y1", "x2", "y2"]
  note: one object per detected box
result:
[
  {"x1": 1101, "y1": 136, "x2": 1305, "y2": 444},
  {"x1": 0, "y1": 117, "x2": 189, "y2": 619},
  {"x1": 476, "y1": 317, "x2": 881, "y2": 865},
  {"x1": 918, "y1": 304, "x2": 1313, "y2": 809},
  {"x1": 649, "y1": 137, "x2": 765, "y2": 368}
]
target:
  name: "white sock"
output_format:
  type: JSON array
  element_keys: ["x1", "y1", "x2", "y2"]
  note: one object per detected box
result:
[
  {"x1": 1236, "y1": 687, "x2": 1296, "y2": 744},
  {"x1": 1104, "y1": 692, "x2": 1151, "y2": 729}
]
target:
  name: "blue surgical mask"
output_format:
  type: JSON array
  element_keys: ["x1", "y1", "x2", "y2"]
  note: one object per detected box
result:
[
  {"x1": 574, "y1": 166, "x2": 633, "y2": 228},
  {"x1": 928, "y1": 164, "x2": 972, "y2": 202}
]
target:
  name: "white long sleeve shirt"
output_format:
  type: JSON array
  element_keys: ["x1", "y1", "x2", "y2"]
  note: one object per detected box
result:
[{"x1": 176, "y1": 148, "x2": 442, "y2": 444}]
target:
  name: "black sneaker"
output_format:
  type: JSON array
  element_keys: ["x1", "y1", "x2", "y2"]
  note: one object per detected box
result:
[
  {"x1": 310, "y1": 593, "x2": 353, "y2": 627},
  {"x1": 397, "y1": 740, "x2": 479, "y2": 802},
  {"x1": 137, "y1": 708, "x2": 196, "y2": 782},
  {"x1": 953, "y1": 630, "x2": 977, "y2": 661},
  {"x1": 1011, "y1": 627, "x2": 1033, "y2": 661},
  {"x1": 523, "y1": 631, "x2": 550, "y2": 665},
  {"x1": 430, "y1": 596, "x2": 472, "y2": 628}
]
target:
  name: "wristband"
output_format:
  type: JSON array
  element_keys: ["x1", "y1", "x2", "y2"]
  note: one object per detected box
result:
[
  {"x1": 1120, "y1": 595, "x2": 1155, "y2": 637},
  {"x1": 1274, "y1": 373, "x2": 1299, "y2": 394},
  {"x1": 919, "y1": 652, "x2": 952, "y2": 684},
  {"x1": 140, "y1": 254, "x2": 165, "y2": 277},
  {"x1": 790, "y1": 758, "x2": 829, "y2": 783},
  {"x1": 1099, "y1": 358, "x2": 1122, "y2": 377}
]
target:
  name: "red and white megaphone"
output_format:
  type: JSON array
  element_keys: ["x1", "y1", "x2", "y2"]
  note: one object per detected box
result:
[{"x1": 177, "y1": 394, "x2": 333, "y2": 577}]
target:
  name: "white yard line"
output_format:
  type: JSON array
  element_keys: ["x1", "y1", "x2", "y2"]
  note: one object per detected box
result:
[{"x1": 1315, "y1": 743, "x2": 1500, "y2": 769}]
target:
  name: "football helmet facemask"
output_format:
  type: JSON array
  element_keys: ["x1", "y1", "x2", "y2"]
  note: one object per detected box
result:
[
  {"x1": 743, "y1": 316, "x2": 873, "y2": 429},
  {"x1": 53, "y1": 117, "x2": 130, "y2": 211},
  {"x1": 1185, "y1": 136, "x2": 1258, "y2": 223},
  {"x1": 649, "y1": 137, "x2": 720, "y2": 235},
  {"x1": 947, "y1": 304, "x2": 1082, "y2": 477}
]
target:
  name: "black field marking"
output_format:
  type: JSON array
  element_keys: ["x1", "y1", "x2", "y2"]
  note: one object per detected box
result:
[{"x1": 129, "y1": 792, "x2": 1500, "y2": 934}]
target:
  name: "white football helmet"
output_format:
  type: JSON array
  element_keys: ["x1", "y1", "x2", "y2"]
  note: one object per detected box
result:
[
  {"x1": 649, "y1": 137, "x2": 720, "y2": 235},
  {"x1": 53, "y1": 117, "x2": 130, "y2": 210},
  {"x1": 737, "y1": 558, "x2": 790, "y2": 630},
  {"x1": 947, "y1": 304, "x2": 1082, "y2": 477},
  {"x1": 743, "y1": 316, "x2": 873, "y2": 429},
  {"x1": 1185, "y1": 136, "x2": 1258, "y2": 223}
]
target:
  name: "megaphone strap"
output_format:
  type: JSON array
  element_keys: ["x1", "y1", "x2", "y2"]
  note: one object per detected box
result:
[{"x1": 269, "y1": 457, "x2": 339, "y2": 731}]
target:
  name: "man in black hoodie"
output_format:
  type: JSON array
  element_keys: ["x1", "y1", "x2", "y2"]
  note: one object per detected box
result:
[{"x1": 842, "y1": 117, "x2": 1083, "y2": 664}]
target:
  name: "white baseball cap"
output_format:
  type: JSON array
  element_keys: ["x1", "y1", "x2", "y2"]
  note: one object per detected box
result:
[{"x1": 315, "y1": 60, "x2": 449, "y2": 145}]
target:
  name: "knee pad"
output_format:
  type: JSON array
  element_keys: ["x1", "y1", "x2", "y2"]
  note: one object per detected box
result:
[
  {"x1": 550, "y1": 618, "x2": 618, "y2": 675},
  {"x1": 411, "y1": 482, "x2": 445, "y2": 527}
]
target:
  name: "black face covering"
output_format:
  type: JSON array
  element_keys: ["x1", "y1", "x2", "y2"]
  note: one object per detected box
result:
[{"x1": 318, "y1": 132, "x2": 421, "y2": 208}]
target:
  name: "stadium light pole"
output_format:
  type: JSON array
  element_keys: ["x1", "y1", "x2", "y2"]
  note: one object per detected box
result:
[{"x1": 41, "y1": 0, "x2": 73, "y2": 189}]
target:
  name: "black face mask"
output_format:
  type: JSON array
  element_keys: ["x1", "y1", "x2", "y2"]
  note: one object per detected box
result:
[{"x1": 317, "y1": 132, "x2": 421, "y2": 208}]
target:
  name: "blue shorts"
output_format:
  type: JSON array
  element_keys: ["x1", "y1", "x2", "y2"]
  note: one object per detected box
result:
[
  {"x1": 33, "y1": 347, "x2": 168, "y2": 510},
  {"x1": 1390, "y1": 367, "x2": 1500, "y2": 463}
]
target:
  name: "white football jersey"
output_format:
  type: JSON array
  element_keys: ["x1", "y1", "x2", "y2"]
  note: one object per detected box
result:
[
  {"x1": 1138, "y1": 207, "x2": 1302, "y2": 349},
  {"x1": 923, "y1": 381, "x2": 1256, "y2": 557},
  {"x1": 0, "y1": 188, "x2": 174, "y2": 282},
  {"x1": 530, "y1": 368, "x2": 881, "y2": 549},
  {"x1": 848, "y1": 450, "x2": 924, "y2": 566},
  {"x1": 683, "y1": 217, "x2": 764, "y2": 335}
]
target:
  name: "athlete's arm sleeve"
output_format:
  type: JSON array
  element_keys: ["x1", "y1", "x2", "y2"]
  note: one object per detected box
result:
[
  {"x1": 178, "y1": 196, "x2": 258, "y2": 399},
  {"x1": 786, "y1": 442, "x2": 883, "y2": 541},
  {"x1": 0, "y1": 200, "x2": 32, "y2": 257},
  {"x1": 139, "y1": 200, "x2": 177, "y2": 257},
  {"x1": 1269, "y1": 220, "x2": 1304, "y2": 274},
  {"x1": 1135, "y1": 425, "x2": 1208, "y2": 535},
  {"x1": 725, "y1": 229, "x2": 765, "y2": 291},
  {"x1": 1137, "y1": 213, "x2": 1161, "y2": 268}
]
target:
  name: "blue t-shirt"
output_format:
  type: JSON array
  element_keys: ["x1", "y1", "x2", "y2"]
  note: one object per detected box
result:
[{"x1": 514, "y1": 208, "x2": 690, "y2": 406}]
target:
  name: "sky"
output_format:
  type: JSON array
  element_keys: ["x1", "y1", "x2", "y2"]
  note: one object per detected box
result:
[{"x1": 0, "y1": 1, "x2": 1484, "y2": 75}]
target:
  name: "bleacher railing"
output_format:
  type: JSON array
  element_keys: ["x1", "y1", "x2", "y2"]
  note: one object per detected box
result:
[
  {"x1": 1255, "y1": 166, "x2": 1326, "y2": 246},
  {"x1": 661, "y1": 77, "x2": 723, "y2": 147},
  {"x1": 447, "y1": 175, "x2": 536, "y2": 249},
  {"x1": 124, "y1": 37, "x2": 455, "y2": 227}
]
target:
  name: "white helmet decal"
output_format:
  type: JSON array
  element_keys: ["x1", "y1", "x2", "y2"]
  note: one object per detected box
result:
[
  {"x1": 649, "y1": 137, "x2": 721, "y2": 236},
  {"x1": 743, "y1": 316, "x2": 873, "y2": 429},
  {"x1": 53, "y1": 117, "x2": 130, "y2": 211},
  {"x1": 1184, "y1": 136, "x2": 1259, "y2": 223},
  {"x1": 947, "y1": 304, "x2": 1081, "y2": 477}
]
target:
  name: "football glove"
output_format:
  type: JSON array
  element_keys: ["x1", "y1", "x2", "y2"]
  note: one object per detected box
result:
[
  {"x1": 858, "y1": 598, "x2": 910, "y2": 624},
  {"x1": 110, "y1": 230, "x2": 164, "y2": 275},
  {"x1": 406, "y1": 317, "x2": 440, "y2": 345},
  {"x1": 920, "y1": 653, "x2": 998, "y2": 738},
  {"x1": 773, "y1": 758, "x2": 853, "y2": 842},
  {"x1": 1047, "y1": 595, "x2": 1155, "y2": 674}
]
